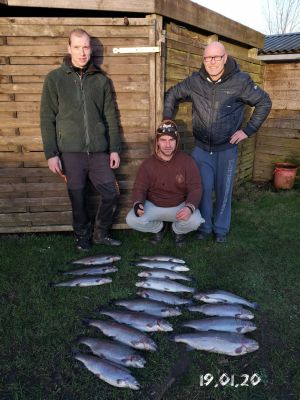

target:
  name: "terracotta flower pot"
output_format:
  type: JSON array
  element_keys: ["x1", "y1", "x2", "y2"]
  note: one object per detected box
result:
[{"x1": 273, "y1": 162, "x2": 298, "y2": 190}]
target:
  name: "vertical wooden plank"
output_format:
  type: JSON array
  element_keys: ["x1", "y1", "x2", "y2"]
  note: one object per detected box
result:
[
  {"x1": 153, "y1": 14, "x2": 165, "y2": 130},
  {"x1": 147, "y1": 15, "x2": 157, "y2": 148}
]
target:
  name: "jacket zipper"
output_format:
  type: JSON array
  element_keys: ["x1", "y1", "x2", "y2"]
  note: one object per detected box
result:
[
  {"x1": 209, "y1": 85, "x2": 216, "y2": 154},
  {"x1": 78, "y1": 73, "x2": 90, "y2": 153}
]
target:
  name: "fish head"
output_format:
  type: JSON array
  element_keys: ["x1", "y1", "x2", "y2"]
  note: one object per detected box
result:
[
  {"x1": 117, "y1": 378, "x2": 140, "y2": 390},
  {"x1": 136, "y1": 289, "x2": 147, "y2": 298},
  {"x1": 193, "y1": 292, "x2": 205, "y2": 301},
  {"x1": 235, "y1": 339, "x2": 259, "y2": 355},
  {"x1": 179, "y1": 266, "x2": 189, "y2": 271},
  {"x1": 135, "y1": 281, "x2": 147, "y2": 288},
  {"x1": 126, "y1": 355, "x2": 146, "y2": 368},
  {"x1": 138, "y1": 271, "x2": 151, "y2": 277},
  {"x1": 163, "y1": 307, "x2": 181, "y2": 317},
  {"x1": 156, "y1": 320, "x2": 173, "y2": 332},
  {"x1": 133, "y1": 338, "x2": 157, "y2": 351},
  {"x1": 245, "y1": 339, "x2": 259, "y2": 353},
  {"x1": 96, "y1": 278, "x2": 112, "y2": 284},
  {"x1": 240, "y1": 311, "x2": 255, "y2": 320}
]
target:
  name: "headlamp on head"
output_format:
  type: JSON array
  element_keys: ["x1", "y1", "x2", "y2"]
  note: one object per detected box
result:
[{"x1": 156, "y1": 121, "x2": 178, "y2": 139}]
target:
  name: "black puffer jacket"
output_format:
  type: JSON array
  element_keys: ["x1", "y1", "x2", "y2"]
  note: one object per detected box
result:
[{"x1": 163, "y1": 57, "x2": 272, "y2": 152}]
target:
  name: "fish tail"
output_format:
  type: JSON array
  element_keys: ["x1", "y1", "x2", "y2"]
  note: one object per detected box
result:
[
  {"x1": 82, "y1": 318, "x2": 92, "y2": 326},
  {"x1": 168, "y1": 334, "x2": 177, "y2": 342},
  {"x1": 71, "y1": 349, "x2": 80, "y2": 357},
  {"x1": 251, "y1": 301, "x2": 260, "y2": 310},
  {"x1": 57, "y1": 269, "x2": 67, "y2": 274},
  {"x1": 108, "y1": 299, "x2": 117, "y2": 307},
  {"x1": 182, "y1": 300, "x2": 196, "y2": 308},
  {"x1": 74, "y1": 334, "x2": 88, "y2": 343},
  {"x1": 129, "y1": 262, "x2": 138, "y2": 267}
]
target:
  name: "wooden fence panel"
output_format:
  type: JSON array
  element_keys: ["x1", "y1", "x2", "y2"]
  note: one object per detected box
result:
[{"x1": 254, "y1": 63, "x2": 300, "y2": 182}]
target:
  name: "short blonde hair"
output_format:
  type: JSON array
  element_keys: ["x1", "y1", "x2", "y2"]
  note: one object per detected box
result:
[{"x1": 68, "y1": 29, "x2": 91, "y2": 45}]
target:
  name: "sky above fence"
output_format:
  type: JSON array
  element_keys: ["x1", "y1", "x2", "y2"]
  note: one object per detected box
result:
[{"x1": 193, "y1": 0, "x2": 266, "y2": 33}]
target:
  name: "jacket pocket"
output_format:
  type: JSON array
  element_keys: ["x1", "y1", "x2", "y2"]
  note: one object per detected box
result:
[{"x1": 90, "y1": 121, "x2": 108, "y2": 151}]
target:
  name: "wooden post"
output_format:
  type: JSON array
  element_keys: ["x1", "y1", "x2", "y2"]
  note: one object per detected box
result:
[
  {"x1": 248, "y1": 47, "x2": 258, "y2": 59},
  {"x1": 207, "y1": 34, "x2": 218, "y2": 44},
  {"x1": 147, "y1": 14, "x2": 165, "y2": 149}
]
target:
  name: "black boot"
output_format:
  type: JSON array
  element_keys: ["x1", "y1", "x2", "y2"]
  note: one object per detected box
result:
[
  {"x1": 150, "y1": 222, "x2": 168, "y2": 244},
  {"x1": 68, "y1": 189, "x2": 91, "y2": 251},
  {"x1": 75, "y1": 224, "x2": 92, "y2": 251},
  {"x1": 175, "y1": 233, "x2": 185, "y2": 248},
  {"x1": 93, "y1": 183, "x2": 121, "y2": 246},
  {"x1": 93, "y1": 230, "x2": 121, "y2": 246}
]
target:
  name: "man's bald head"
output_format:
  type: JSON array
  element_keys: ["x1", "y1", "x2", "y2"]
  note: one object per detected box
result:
[{"x1": 203, "y1": 41, "x2": 228, "y2": 82}]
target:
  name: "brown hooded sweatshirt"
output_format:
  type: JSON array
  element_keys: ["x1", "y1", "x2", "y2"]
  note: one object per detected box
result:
[{"x1": 131, "y1": 132, "x2": 202, "y2": 208}]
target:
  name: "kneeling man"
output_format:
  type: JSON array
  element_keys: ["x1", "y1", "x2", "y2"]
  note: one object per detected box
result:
[{"x1": 126, "y1": 121, "x2": 204, "y2": 247}]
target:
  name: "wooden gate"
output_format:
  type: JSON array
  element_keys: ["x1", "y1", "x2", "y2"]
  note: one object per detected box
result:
[{"x1": 0, "y1": 16, "x2": 164, "y2": 232}]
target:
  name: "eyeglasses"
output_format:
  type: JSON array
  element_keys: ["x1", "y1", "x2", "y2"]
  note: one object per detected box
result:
[{"x1": 203, "y1": 54, "x2": 225, "y2": 62}]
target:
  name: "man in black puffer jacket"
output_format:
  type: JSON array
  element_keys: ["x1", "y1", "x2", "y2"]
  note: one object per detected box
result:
[{"x1": 163, "y1": 41, "x2": 272, "y2": 243}]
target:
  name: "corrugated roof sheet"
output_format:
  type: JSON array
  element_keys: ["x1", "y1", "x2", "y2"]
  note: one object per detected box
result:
[{"x1": 259, "y1": 32, "x2": 300, "y2": 54}]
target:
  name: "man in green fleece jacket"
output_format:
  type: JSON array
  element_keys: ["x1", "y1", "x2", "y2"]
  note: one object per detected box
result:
[{"x1": 40, "y1": 28, "x2": 122, "y2": 251}]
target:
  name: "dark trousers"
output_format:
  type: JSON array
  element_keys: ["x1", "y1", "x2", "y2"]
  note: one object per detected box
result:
[
  {"x1": 61, "y1": 153, "x2": 119, "y2": 236},
  {"x1": 192, "y1": 145, "x2": 238, "y2": 236}
]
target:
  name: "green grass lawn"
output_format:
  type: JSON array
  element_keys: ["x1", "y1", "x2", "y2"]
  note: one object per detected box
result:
[{"x1": 0, "y1": 183, "x2": 299, "y2": 400}]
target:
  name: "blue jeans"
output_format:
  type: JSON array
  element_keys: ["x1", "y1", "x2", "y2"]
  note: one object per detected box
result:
[
  {"x1": 126, "y1": 201, "x2": 204, "y2": 235},
  {"x1": 192, "y1": 146, "x2": 238, "y2": 236}
]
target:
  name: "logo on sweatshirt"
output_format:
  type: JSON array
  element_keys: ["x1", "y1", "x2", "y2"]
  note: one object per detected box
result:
[{"x1": 176, "y1": 173, "x2": 185, "y2": 184}]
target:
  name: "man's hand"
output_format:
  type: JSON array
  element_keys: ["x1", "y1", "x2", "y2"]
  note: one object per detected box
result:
[
  {"x1": 110, "y1": 152, "x2": 120, "y2": 169},
  {"x1": 230, "y1": 130, "x2": 248, "y2": 144},
  {"x1": 176, "y1": 206, "x2": 192, "y2": 221},
  {"x1": 134, "y1": 203, "x2": 144, "y2": 217},
  {"x1": 47, "y1": 156, "x2": 62, "y2": 175}
]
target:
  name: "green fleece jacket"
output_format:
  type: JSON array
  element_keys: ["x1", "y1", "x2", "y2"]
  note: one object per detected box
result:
[{"x1": 40, "y1": 58, "x2": 121, "y2": 160}]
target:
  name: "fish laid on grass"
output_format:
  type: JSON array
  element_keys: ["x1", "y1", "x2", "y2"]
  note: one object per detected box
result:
[
  {"x1": 72, "y1": 254, "x2": 121, "y2": 265},
  {"x1": 77, "y1": 337, "x2": 146, "y2": 368},
  {"x1": 50, "y1": 276, "x2": 112, "y2": 287},
  {"x1": 74, "y1": 352, "x2": 140, "y2": 390},
  {"x1": 137, "y1": 288, "x2": 192, "y2": 305},
  {"x1": 187, "y1": 304, "x2": 254, "y2": 320},
  {"x1": 193, "y1": 290, "x2": 259, "y2": 309},
  {"x1": 60, "y1": 265, "x2": 118, "y2": 276},
  {"x1": 136, "y1": 278, "x2": 195, "y2": 294},
  {"x1": 170, "y1": 331, "x2": 259, "y2": 356},
  {"x1": 139, "y1": 255, "x2": 186, "y2": 264},
  {"x1": 132, "y1": 261, "x2": 189, "y2": 272},
  {"x1": 83, "y1": 319, "x2": 157, "y2": 351},
  {"x1": 115, "y1": 299, "x2": 182, "y2": 317},
  {"x1": 100, "y1": 310, "x2": 173, "y2": 332},
  {"x1": 182, "y1": 317, "x2": 257, "y2": 334},
  {"x1": 138, "y1": 269, "x2": 192, "y2": 282}
]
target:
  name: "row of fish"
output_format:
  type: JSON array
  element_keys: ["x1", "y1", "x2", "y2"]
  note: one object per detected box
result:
[
  {"x1": 49, "y1": 254, "x2": 143, "y2": 390},
  {"x1": 171, "y1": 289, "x2": 260, "y2": 356},
  {"x1": 50, "y1": 254, "x2": 122, "y2": 287}
]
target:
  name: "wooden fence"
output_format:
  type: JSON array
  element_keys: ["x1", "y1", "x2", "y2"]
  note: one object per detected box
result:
[{"x1": 254, "y1": 62, "x2": 300, "y2": 182}]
